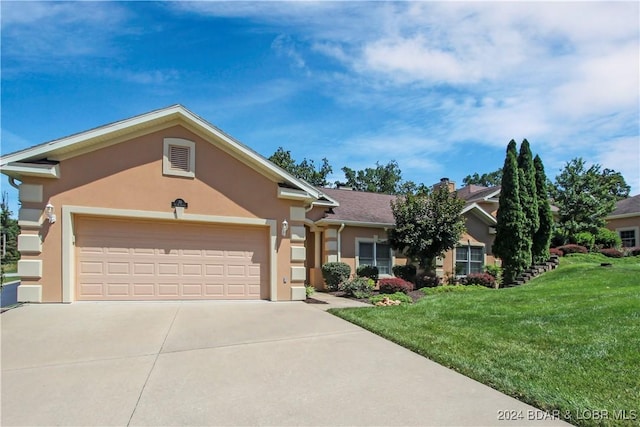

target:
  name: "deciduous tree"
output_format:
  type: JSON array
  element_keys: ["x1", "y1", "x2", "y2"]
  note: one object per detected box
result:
[
  {"x1": 268, "y1": 147, "x2": 333, "y2": 186},
  {"x1": 462, "y1": 169, "x2": 502, "y2": 187},
  {"x1": 550, "y1": 158, "x2": 628, "y2": 239},
  {"x1": 388, "y1": 185, "x2": 465, "y2": 270},
  {"x1": 340, "y1": 160, "x2": 404, "y2": 194}
]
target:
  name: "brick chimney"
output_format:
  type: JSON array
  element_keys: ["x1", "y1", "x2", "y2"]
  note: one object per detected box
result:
[{"x1": 433, "y1": 177, "x2": 455, "y2": 193}]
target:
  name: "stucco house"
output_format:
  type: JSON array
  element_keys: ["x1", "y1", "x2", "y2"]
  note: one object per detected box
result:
[
  {"x1": 605, "y1": 194, "x2": 640, "y2": 248},
  {"x1": 1, "y1": 105, "x2": 500, "y2": 303}
]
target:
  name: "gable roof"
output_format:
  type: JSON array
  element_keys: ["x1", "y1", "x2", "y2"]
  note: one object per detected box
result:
[
  {"x1": 456, "y1": 185, "x2": 501, "y2": 202},
  {"x1": 1, "y1": 105, "x2": 337, "y2": 206},
  {"x1": 316, "y1": 188, "x2": 397, "y2": 226},
  {"x1": 315, "y1": 187, "x2": 497, "y2": 228},
  {"x1": 608, "y1": 194, "x2": 640, "y2": 218}
]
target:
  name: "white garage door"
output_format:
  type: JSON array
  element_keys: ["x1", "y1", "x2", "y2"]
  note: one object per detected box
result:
[{"x1": 75, "y1": 216, "x2": 268, "y2": 301}]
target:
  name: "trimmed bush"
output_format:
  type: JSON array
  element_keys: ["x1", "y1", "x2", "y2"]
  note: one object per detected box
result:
[
  {"x1": 392, "y1": 264, "x2": 417, "y2": 283},
  {"x1": 550, "y1": 247, "x2": 563, "y2": 257},
  {"x1": 570, "y1": 232, "x2": 595, "y2": 250},
  {"x1": 595, "y1": 228, "x2": 622, "y2": 249},
  {"x1": 417, "y1": 273, "x2": 440, "y2": 288},
  {"x1": 339, "y1": 277, "x2": 375, "y2": 298},
  {"x1": 600, "y1": 248, "x2": 624, "y2": 258},
  {"x1": 379, "y1": 277, "x2": 414, "y2": 294},
  {"x1": 370, "y1": 292, "x2": 412, "y2": 305},
  {"x1": 460, "y1": 273, "x2": 496, "y2": 288},
  {"x1": 321, "y1": 262, "x2": 351, "y2": 291},
  {"x1": 356, "y1": 265, "x2": 379, "y2": 282},
  {"x1": 557, "y1": 244, "x2": 588, "y2": 255}
]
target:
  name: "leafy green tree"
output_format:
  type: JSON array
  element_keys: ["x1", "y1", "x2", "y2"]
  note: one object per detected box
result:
[
  {"x1": 517, "y1": 139, "x2": 539, "y2": 265},
  {"x1": 340, "y1": 160, "x2": 404, "y2": 194},
  {"x1": 1, "y1": 192, "x2": 20, "y2": 286},
  {"x1": 493, "y1": 140, "x2": 529, "y2": 284},
  {"x1": 462, "y1": 169, "x2": 503, "y2": 187},
  {"x1": 388, "y1": 185, "x2": 465, "y2": 270},
  {"x1": 601, "y1": 168, "x2": 630, "y2": 200},
  {"x1": 268, "y1": 147, "x2": 333, "y2": 186},
  {"x1": 550, "y1": 158, "x2": 627, "y2": 239},
  {"x1": 532, "y1": 155, "x2": 553, "y2": 264}
]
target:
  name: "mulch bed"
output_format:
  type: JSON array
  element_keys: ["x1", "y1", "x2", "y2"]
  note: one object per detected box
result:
[
  {"x1": 304, "y1": 297, "x2": 328, "y2": 304},
  {"x1": 324, "y1": 289, "x2": 425, "y2": 304}
]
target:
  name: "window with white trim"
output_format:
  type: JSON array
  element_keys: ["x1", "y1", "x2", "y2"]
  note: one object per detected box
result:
[
  {"x1": 163, "y1": 138, "x2": 195, "y2": 178},
  {"x1": 358, "y1": 241, "x2": 392, "y2": 275},
  {"x1": 619, "y1": 229, "x2": 637, "y2": 247},
  {"x1": 455, "y1": 245, "x2": 484, "y2": 275}
]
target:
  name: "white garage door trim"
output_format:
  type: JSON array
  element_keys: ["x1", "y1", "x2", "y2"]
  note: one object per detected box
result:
[{"x1": 62, "y1": 205, "x2": 278, "y2": 302}]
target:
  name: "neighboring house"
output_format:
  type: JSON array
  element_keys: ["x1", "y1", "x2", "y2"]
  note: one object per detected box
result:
[
  {"x1": 305, "y1": 180, "x2": 500, "y2": 289},
  {"x1": 0, "y1": 105, "x2": 502, "y2": 303},
  {"x1": 606, "y1": 194, "x2": 640, "y2": 248}
]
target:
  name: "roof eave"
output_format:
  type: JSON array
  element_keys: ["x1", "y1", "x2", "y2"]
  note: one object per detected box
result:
[
  {"x1": 315, "y1": 218, "x2": 395, "y2": 228},
  {"x1": 1, "y1": 162, "x2": 60, "y2": 179}
]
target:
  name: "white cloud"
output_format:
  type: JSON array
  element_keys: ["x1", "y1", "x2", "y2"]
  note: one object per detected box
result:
[
  {"x1": 597, "y1": 137, "x2": 640, "y2": 196},
  {"x1": 2, "y1": 2, "x2": 129, "y2": 59},
  {"x1": 271, "y1": 34, "x2": 307, "y2": 71}
]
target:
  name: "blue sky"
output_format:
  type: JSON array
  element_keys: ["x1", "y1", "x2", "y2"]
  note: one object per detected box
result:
[{"x1": 2, "y1": 1, "x2": 639, "y2": 213}]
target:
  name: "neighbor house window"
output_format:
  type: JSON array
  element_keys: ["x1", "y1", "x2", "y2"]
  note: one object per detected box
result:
[
  {"x1": 455, "y1": 245, "x2": 484, "y2": 275},
  {"x1": 358, "y1": 241, "x2": 391, "y2": 275},
  {"x1": 618, "y1": 229, "x2": 637, "y2": 248},
  {"x1": 163, "y1": 138, "x2": 195, "y2": 178}
]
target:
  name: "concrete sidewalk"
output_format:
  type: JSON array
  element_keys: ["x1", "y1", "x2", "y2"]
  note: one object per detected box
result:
[{"x1": 1, "y1": 301, "x2": 568, "y2": 426}]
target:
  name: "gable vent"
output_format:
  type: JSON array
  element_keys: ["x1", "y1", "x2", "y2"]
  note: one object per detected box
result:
[{"x1": 169, "y1": 145, "x2": 190, "y2": 172}]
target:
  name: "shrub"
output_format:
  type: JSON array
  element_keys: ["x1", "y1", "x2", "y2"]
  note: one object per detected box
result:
[
  {"x1": 392, "y1": 264, "x2": 417, "y2": 282},
  {"x1": 550, "y1": 229, "x2": 567, "y2": 248},
  {"x1": 305, "y1": 285, "x2": 315, "y2": 298},
  {"x1": 557, "y1": 244, "x2": 588, "y2": 255},
  {"x1": 484, "y1": 265, "x2": 502, "y2": 287},
  {"x1": 417, "y1": 273, "x2": 440, "y2": 288},
  {"x1": 370, "y1": 292, "x2": 412, "y2": 305},
  {"x1": 629, "y1": 247, "x2": 640, "y2": 256},
  {"x1": 599, "y1": 248, "x2": 624, "y2": 258},
  {"x1": 570, "y1": 232, "x2": 595, "y2": 250},
  {"x1": 595, "y1": 228, "x2": 622, "y2": 249},
  {"x1": 321, "y1": 262, "x2": 351, "y2": 291},
  {"x1": 379, "y1": 277, "x2": 414, "y2": 294},
  {"x1": 444, "y1": 271, "x2": 459, "y2": 285},
  {"x1": 549, "y1": 247, "x2": 563, "y2": 257},
  {"x1": 356, "y1": 265, "x2": 379, "y2": 282},
  {"x1": 339, "y1": 277, "x2": 375, "y2": 298},
  {"x1": 460, "y1": 273, "x2": 496, "y2": 288}
]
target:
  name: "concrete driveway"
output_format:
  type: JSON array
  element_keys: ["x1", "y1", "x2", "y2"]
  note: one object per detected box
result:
[{"x1": 1, "y1": 300, "x2": 567, "y2": 426}]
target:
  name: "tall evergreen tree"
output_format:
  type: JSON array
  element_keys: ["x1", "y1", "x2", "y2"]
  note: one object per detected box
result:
[
  {"x1": 532, "y1": 155, "x2": 553, "y2": 264},
  {"x1": 517, "y1": 139, "x2": 539, "y2": 266},
  {"x1": 493, "y1": 140, "x2": 529, "y2": 284}
]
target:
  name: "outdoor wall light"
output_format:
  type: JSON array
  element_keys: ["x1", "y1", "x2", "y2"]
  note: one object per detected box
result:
[
  {"x1": 45, "y1": 203, "x2": 56, "y2": 224},
  {"x1": 281, "y1": 219, "x2": 289, "y2": 237}
]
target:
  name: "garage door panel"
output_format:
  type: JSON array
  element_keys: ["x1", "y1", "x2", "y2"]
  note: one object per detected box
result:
[
  {"x1": 106, "y1": 283, "x2": 130, "y2": 296},
  {"x1": 133, "y1": 284, "x2": 154, "y2": 296},
  {"x1": 133, "y1": 263, "x2": 154, "y2": 275},
  {"x1": 80, "y1": 262, "x2": 103, "y2": 274},
  {"x1": 107, "y1": 262, "x2": 129, "y2": 275},
  {"x1": 75, "y1": 217, "x2": 268, "y2": 300}
]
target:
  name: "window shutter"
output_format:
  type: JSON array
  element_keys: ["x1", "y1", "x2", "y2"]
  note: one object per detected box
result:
[{"x1": 169, "y1": 145, "x2": 190, "y2": 172}]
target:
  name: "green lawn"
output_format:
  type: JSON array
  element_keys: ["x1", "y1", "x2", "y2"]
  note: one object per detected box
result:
[{"x1": 331, "y1": 254, "x2": 640, "y2": 426}]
